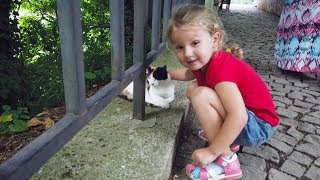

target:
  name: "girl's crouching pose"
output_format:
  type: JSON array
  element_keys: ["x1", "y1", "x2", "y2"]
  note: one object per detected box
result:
[{"x1": 167, "y1": 4, "x2": 279, "y2": 180}]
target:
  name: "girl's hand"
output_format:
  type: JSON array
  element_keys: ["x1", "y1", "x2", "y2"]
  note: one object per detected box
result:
[{"x1": 191, "y1": 147, "x2": 218, "y2": 167}]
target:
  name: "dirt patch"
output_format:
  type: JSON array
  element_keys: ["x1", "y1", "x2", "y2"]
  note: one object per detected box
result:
[
  {"x1": 170, "y1": 106, "x2": 206, "y2": 179},
  {"x1": 0, "y1": 106, "x2": 65, "y2": 164}
]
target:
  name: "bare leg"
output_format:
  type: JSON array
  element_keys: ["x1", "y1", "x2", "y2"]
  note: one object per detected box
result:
[{"x1": 190, "y1": 86, "x2": 232, "y2": 155}]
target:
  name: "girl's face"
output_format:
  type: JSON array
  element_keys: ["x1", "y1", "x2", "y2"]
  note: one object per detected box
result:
[{"x1": 170, "y1": 24, "x2": 219, "y2": 71}]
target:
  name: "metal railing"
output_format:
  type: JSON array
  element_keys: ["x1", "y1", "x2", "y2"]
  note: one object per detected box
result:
[{"x1": 0, "y1": 0, "x2": 183, "y2": 179}]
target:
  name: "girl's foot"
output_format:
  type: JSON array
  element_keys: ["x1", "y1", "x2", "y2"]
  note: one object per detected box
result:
[
  {"x1": 198, "y1": 129, "x2": 240, "y2": 152},
  {"x1": 186, "y1": 153, "x2": 242, "y2": 180}
]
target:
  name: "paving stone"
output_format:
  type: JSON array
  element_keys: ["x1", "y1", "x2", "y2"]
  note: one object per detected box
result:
[
  {"x1": 274, "y1": 101, "x2": 285, "y2": 108},
  {"x1": 308, "y1": 111, "x2": 320, "y2": 118},
  {"x1": 271, "y1": 83, "x2": 285, "y2": 89},
  {"x1": 303, "y1": 165, "x2": 320, "y2": 180},
  {"x1": 270, "y1": 91, "x2": 286, "y2": 97},
  {"x1": 315, "y1": 157, "x2": 320, "y2": 166},
  {"x1": 308, "y1": 85, "x2": 320, "y2": 92},
  {"x1": 273, "y1": 132, "x2": 298, "y2": 146},
  {"x1": 300, "y1": 92, "x2": 314, "y2": 98},
  {"x1": 286, "y1": 127, "x2": 304, "y2": 141},
  {"x1": 301, "y1": 89, "x2": 320, "y2": 97},
  {"x1": 287, "y1": 151, "x2": 313, "y2": 166},
  {"x1": 266, "y1": 138, "x2": 293, "y2": 154},
  {"x1": 295, "y1": 143, "x2": 320, "y2": 157},
  {"x1": 274, "y1": 78, "x2": 291, "y2": 85},
  {"x1": 304, "y1": 134, "x2": 320, "y2": 145},
  {"x1": 274, "y1": 124, "x2": 287, "y2": 132},
  {"x1": 293, "y1": 81, "x2": 310, "y2": 88},
  {"x1": 300, "y1": 115, "x2": 320, "y2": 126},
  {"x1": 273, "y1": 96, "x2": 293, "y2": 105},
  {"x1": 280, "y1": 159, "x2": 306, "y2": 178},
  {"x1": 280, "y1": 118, "x2": 299, "y2": 127},
  {"x1": 238, "y1": 153, "x2": 266, "y2": 171},
  {"x1": 241, "y1": 166, "x2": 267, "y2": 180},
  {"x1": 316, "y1": 129, "x2": 320, "y2": 135},
  {"x1": 294, "y1": 99, "x2": 315, "y2": 109},
  {"x1": 242, "y1": 145, "x2": 279, "y2": 163},
  {"x1": 305, "y1": 97, "x2": 320, "y2": 105},
  {"x1": 287, "y1": 77, "x2": 302, "y2": 83},
  {"x1": 288, "y1": 105, "x2": 310, "y2": 114},
  {"x1": 313, "y1": 105, "x2": 320, "y2": 111},
  {"x1": 285, "y1": 84, "x2": 303, "y2": 92},
  {"x1": 297, "y1": 122, "x2": 316, "y2": 134},
  {"x1": 276, "y1": 107, "x2": 299, "y2": 119},
  {"x1": 272, "y1": 87, "x2": 291, "y2": 93},
  {"x1": 268, "y1": 168, "x2": 296, "y2": 180},
  {"x1": 287, "y1": 91, "x2": 304, "y2": 100}
]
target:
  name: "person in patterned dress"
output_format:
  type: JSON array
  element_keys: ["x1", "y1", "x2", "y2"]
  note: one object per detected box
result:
[{"x1": 275, "y1": 0, "x2": 320, "y2": 74}]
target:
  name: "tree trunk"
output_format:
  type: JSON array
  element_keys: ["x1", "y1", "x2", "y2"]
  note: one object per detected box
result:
[{"x1": 0, "y1": 0, "x2": 11, "y2": 60}]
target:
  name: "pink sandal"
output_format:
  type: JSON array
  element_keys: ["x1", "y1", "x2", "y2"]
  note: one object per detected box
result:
[
  {"x1": 186, "y1": 153, "x2": 242, "y2": 180},
  {"x1": 198, "y1": 129, "x2": 240, "y2": 153}
]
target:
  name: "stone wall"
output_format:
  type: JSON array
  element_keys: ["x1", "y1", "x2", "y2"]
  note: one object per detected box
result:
[{"x1": 257, "y1": 0, "x2": 283, "y2": 16}]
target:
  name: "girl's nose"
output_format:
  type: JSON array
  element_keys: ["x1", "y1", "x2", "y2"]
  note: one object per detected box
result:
[{"x1": 184, "y1": 46, "x2": 193, "y2": 58}]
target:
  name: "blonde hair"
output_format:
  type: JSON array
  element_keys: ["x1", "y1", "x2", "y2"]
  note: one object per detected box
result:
[{"x1": 166, "y1": 4, "x2": 227, "y2": 50}]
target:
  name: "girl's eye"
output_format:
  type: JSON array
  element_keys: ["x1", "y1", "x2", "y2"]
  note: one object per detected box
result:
[
  {"x1": 175, "y1": 46, "x2": 183, "y2": 50},
  {"x1": 192, "y1": 41, "x2": 199, "y2": 46}
]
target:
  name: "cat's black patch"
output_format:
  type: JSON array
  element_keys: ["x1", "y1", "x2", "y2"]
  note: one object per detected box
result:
[{"x1": 153, "y1": 65, "x2": 168, "y2": 80}]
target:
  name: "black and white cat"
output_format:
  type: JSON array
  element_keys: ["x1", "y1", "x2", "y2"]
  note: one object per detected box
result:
[{"x1": 120, "y1": 65, "x2": 175, "y2": 109}]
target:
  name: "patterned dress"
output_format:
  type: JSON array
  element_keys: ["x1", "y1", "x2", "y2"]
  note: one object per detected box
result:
[{"x1": 275, "y1": 0, "x2": 320, "y2": 74}]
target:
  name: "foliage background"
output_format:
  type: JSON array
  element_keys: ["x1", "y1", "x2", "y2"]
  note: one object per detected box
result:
[{"x1": 0, "y1": 0, "x2": 135, "y2": 116}]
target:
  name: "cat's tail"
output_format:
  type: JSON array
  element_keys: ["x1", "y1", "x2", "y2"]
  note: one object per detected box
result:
[{"x1": 224, "y1": 43, "x2": 244, "y2": 60}]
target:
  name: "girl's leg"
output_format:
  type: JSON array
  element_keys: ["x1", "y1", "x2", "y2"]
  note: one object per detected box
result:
[{"x1": 190, "y1": 86, "x2": 232, "y2": 155}]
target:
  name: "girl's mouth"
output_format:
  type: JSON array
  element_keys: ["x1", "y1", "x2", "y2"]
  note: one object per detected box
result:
[{"x1": 187, "y1": 60, "x2": 197, "y2": 65}]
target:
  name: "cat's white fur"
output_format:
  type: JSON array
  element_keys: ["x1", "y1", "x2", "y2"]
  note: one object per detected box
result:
[
  {"x1": 145, "y1": 72, "x2": 175, "y2": 109},
  {"x1": 121, "y1": 69, "x2": 175, "y2": 109}
]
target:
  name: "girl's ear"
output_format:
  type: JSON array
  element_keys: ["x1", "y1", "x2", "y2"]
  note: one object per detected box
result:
[{"x1": 212, "y1": 32, "x2": 221, "y2": 47}]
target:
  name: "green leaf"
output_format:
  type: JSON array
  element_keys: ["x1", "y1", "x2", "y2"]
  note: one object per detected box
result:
[
  {"x1": 2, "y1": 105, "x2": 11, "y2": 111},
  {"x1": 0, "y1": 114, "x2": 13, "y2": 123},
  {"x1": 0, "y1": 129, "x2": 9, "y2": 135},
  {"x1": 0, "y1": 123, "x2": 8, "y2": 131},
  {"x1": 20, "y1": 114, "x2": 30, "y2": 120},
  {"x1": 8, "y1": 120, "x2": 28, "y2": 133},
  {"x1": 2, "y1": 111, "x2": 11, "y2": 116},
  {"x1": 85, "y1": 72, "x2": 96, "y2": 80},
  {"x1": 11, "y1": 113, "x2": 19, "y2": 120},
  {"x1": 17, "y1": 107, "x2": 24, "y2": 114}
]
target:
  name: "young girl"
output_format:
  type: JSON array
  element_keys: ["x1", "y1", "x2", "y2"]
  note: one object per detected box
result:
[{"x1": 167, "y1": 4, "x2": 279, "y2": 179}]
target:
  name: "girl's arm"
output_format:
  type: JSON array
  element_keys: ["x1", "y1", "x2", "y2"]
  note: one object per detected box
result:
[{"x1": 169, "y1": 68, "x2": 195, "y2": 81}]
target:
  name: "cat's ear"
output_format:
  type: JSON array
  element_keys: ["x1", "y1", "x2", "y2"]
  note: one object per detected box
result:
[
  {"x1": 146, "y1": 66, "x2": 153, "y2": 75},
  {"x1": 163, "y1": 65, "x2": 167, "y2": 69}
]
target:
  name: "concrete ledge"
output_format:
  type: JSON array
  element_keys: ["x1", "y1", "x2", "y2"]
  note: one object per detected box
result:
[{"x1": 31, "y1": 50, "x2": 190, "y2": 180}]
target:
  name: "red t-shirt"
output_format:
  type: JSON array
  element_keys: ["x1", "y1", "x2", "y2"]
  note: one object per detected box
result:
[{"x1": 192, "y1": 50, "x2": 279, "y2": 126}]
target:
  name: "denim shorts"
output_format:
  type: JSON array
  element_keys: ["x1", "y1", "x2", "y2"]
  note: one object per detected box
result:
[{"x1": 233, "y1": 109, "x2": 274, "y2": 147}]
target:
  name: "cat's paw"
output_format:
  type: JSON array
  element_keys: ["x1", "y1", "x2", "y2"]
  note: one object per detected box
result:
[{"x1": 162, "y1": 103, "x2": 170, "y2": 109}]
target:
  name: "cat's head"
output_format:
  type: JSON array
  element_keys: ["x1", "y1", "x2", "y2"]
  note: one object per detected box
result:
[
  {"x1": 152, "y1": 65, "x2": 168, "y2": 80},
  {"x1": 147, "y1": 65, "x2": 169, "y2": 86}
]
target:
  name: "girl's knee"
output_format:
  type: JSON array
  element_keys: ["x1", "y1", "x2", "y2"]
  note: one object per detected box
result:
[
  {"x1": 191, "y1": 86, "x2": 216, "y2": 102},
  {"x1": 185, "y1": 81, "x2": 198, "y2": 99},
  {"x1": 191, "y1": 87, "x2": 224, "y2": 112}
]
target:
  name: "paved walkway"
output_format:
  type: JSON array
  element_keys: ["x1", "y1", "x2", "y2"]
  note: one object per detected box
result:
[{"x1": 172, "y1": 4, "x2": 320, "y2": 180}]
